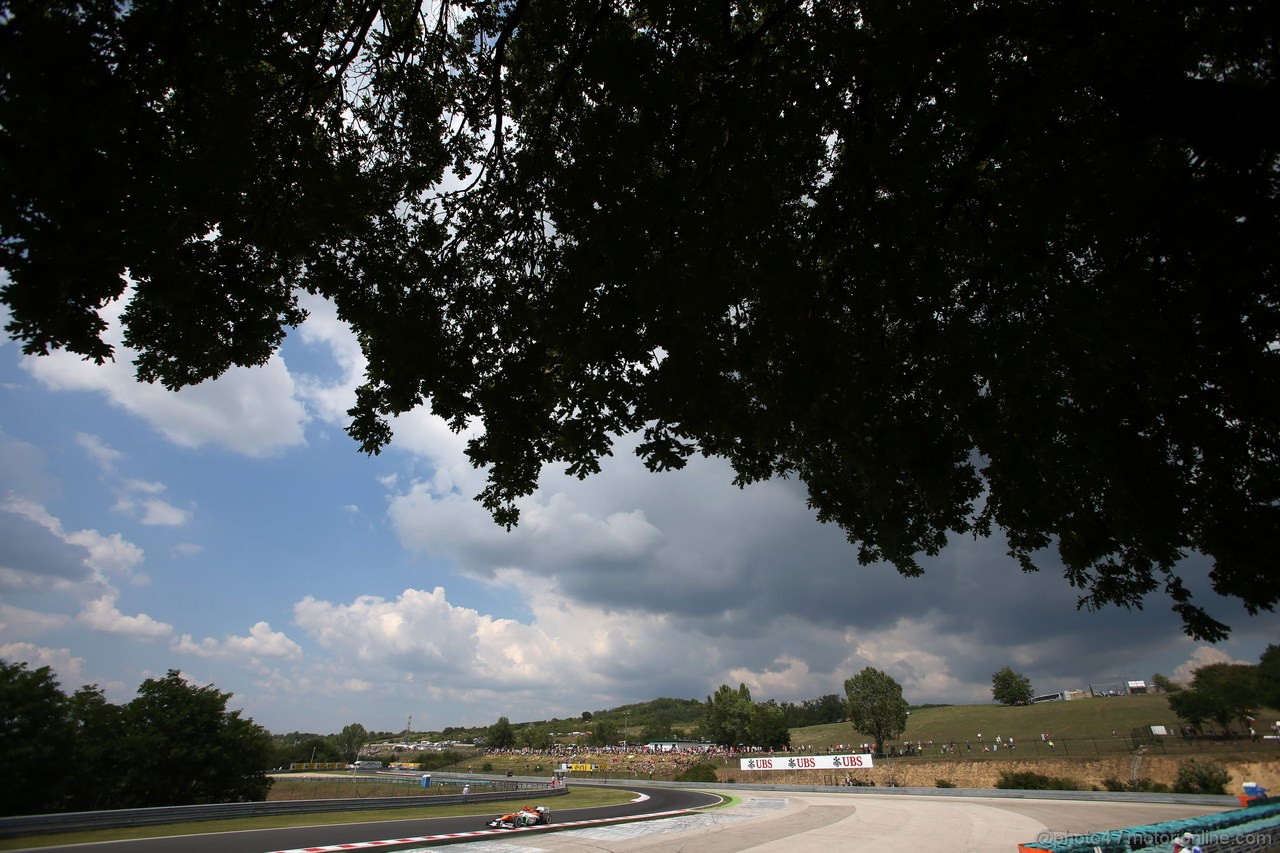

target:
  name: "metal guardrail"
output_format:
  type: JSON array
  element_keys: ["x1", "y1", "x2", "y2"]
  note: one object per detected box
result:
[{"x1": 0, "y1": 776, "x2": 567, "y2": 840}]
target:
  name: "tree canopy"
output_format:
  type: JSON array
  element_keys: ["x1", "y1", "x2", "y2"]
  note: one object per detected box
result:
[
  {"x1": 844, "y1": 666, "x2": 909, "y2": 754},
  {"x1": 990, "y1": 665, "x2": 1034, "y2": 706},
  {"x1": 334, "y1": 722, "x2": 370, "y2": 763},
  {"x1": 0, "y1": 662, "x2": 272, "y2": 815},
  {"x1": 3, "y1": 0, "x2": 1279, "y2": 639},
  {"x1": 701, "y1": 683, "x2": 792, "y2": 749},
  {"x1": 486, "y1": 715, "x2": 516, "y2": 749},
  {"x1": 1167, "y1": 646, "x2": 1274, "y2": 735}
]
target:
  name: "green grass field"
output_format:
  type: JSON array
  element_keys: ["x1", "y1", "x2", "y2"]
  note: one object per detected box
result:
[{"x1": 789, "y1": 693, "x2": 1279, "y2": 759}]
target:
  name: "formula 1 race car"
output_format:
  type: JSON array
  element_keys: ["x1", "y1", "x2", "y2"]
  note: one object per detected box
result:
[{"x1": 485, "y1": 805, "x2": 551, "y2": 829}]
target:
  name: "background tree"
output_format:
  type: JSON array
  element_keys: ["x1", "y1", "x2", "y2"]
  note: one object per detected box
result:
[
  {"x1": 641, "y1": 714, "x2": 676, "y2": 742},
  {"x1": 991, "y1": 666, "x2": 1034, "y2": 705},
  {"x1": 748, "y1": 701, "x2": 792, "y2": 751},
  {"x1": 271, "y1": 734, "x2": 337, "y2": 769},
  {"x1": 844, "y1": 668, "x2": 909, "y2": 754},
  {"x1": 1257, "y1": 645, "x2": 1280, "y2": 709},
  {"x1": 333, "y1": 723, "x2": 369, "y2": 764},
  {"x1": 703, "y1": 683, "x2": 755, "y2": 747},
  {"x1": 585, "y1": 719, "x2": 619, "y2": 747},
  {"x1": 486, "y1": 716, "x2": 516, "y2": 750},
  {"x1": 1151, "y1": 673, "x2": 1184, "y2": 694},
  {"x1": 112, "y1": 670, "x2": 272, "y2": 807},
  {"x1": 1, "y1": 663, "x2": 272, "y2": 813},
  {"x1": 4, "y1": 1, "x2": 1279, "y2": 640},
  {"x1": 65, "y1": 684, "x2": 127, "y2": 811},
  {"x1": 0, "y1": 661, "x2": 74, "y2": 816},
  {"x1": 517, "y1": 725, "x2": 554, "y2": 750},
  {"x1": 1169, "y1": 663, "x2": 1259, "y2": 735}
]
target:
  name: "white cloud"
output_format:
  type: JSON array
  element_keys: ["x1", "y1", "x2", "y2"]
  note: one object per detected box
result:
[
  {"x1": 123, "y1": 478, "x2": 167, "y2": 495},
  {"x1": 1172, "y1": 645, "x2": 1252, "y2": 685},
  {"x1": 76, "y1": 432, "x2": 123, "y2": 471},
  {"x1": 63, "y1": 528, "x2": 147, "y2": 580},
  {"x1": 388, "y1": 408, "x2": 487, "y2": 497},
  {"x1": 136, "y1": 498, "x2": 191, "y2": 527},
  {"x1": 0, "y1": 643, "x2": 86, "y2": 684},
  {"x1": 22, "y1": 290, "x2": 308, "y2": 457},
  {"x1": 77, "y1": 594, "x2": 173, "y2": 640},
  {"x1": 0, "y1": 602, "x2": 71, "y2": 636},
  {"x1": 291, "y1": 293, "x2": 366, "y2": 427},
  {"x1": 3, "y1": 495, "x2": 146, "y2": 583},
  {"x1": 175, "y1": 621, "x2": 303, "y2": 663}
]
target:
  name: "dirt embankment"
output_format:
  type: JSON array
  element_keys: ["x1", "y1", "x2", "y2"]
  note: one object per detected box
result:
[{"x1": 718, "y1": 757, "x2": 1280, "y2": 792}]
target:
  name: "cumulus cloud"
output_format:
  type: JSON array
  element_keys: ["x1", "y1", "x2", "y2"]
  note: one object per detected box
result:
[
  {"x1": 1172, "y1": 645, "x2": 1253, "y2": 685},
  {"x1": 78, "y1": 594, "x2": 173, "y2": 640},
  {"x1": 285, "y1": 577, "x2": 1000, "y2": 724},
  {"x1": 21, "y1": 291, "x2": 308, "y2": 457},
  {"x1": 175, "y1": 621, "x2": 303, "y2": 663},
  {"x1": 290, "y1": 293, "x2": 367, "y2": 427},
  {"x1": 76, "y1": 432, "x2": 124, "y2": 471},
  {"x1": 0, "y1": 429, "x2": 60, "y2": 507},
  {"x1": 0, "y1": 601, "x2": 71, "y2": 636},
  {"x1": 0, "y1": 642, "x2": 86, "y2": 683},
  {"x1": 1, "y1": 496, "x2": 146, "y2": 586},
  {"x1": 365, "y1": 408, "x2": 1260, "y2": 718}
]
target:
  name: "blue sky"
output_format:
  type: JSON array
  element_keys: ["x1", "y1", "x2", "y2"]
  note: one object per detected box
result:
[{"x1": 1, "y1": 286, "x2": 1276, "y2": 736}]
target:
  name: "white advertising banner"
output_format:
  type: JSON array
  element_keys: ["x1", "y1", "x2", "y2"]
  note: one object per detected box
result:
[{"x1": 739, "y1": 754, "x2": 875, "y2": 771}]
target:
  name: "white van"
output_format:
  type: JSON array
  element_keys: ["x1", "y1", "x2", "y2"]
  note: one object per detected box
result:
[{"x1": 349, "y1": 760, "x2": 383, "y2": 771}]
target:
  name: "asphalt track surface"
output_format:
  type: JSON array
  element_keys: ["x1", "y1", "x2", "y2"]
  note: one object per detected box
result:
[
  {"x1": 8, "y1": 784, "x2": 720, "y2": 853},
  {"x1": 8, "y1": 787, "x2": 1239, "y2": 853}
]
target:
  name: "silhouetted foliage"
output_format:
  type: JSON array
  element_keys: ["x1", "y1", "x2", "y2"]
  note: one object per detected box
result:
[
  {"x1": 4, "y1": 1, "x2": 1279, "y2": 639},
  {"x1": 0, "y1": 662, "x2": 272, "y2": 814}
]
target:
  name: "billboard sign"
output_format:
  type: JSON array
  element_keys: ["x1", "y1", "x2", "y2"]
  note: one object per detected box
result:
[{"x1": 739, "y1": 753, "x2": 874, "y2": 771}]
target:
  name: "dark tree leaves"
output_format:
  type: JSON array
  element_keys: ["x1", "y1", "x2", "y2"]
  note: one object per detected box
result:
[{"x1": 4, "y1": 0, "x2": 1279, "y2": 639}]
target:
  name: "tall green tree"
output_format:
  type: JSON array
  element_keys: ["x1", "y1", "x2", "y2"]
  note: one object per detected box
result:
[
  {"x1": 991, "y1": 666, "x2": 1034, "y2": 705},
  {"x1": 1168, "y1": 662, "x2": 1259, "y2": 734},
  {"x1": 703, "y1": 683, "x2": 755, "y2": 747},
  {"x1": 65, "y1": 684, "x2": 127, "y2": 811},
  {"x1": 4, "y1": 1, "x2": 1279, "y2": 640},
  {"x1": 748, "y1": 701, "x2": 792, "y2": 750},
  {"x1": 844, "y1": 668, "x2": 909, "y2": 754},
  {"x1": 334, "y1": 723, "x2": 369, "y2": 764},
  {"x1": 1257, "y1": 645, "x2": 1280, "y2": 710},
  {"x1": 517, "y1": 725, "x2": 554, "y2": 750},
  {"x1": 0, "y1": 661, "x2": 74, "y2": 816},
  {"x1": 586, "y1": 719, "x2": 619, "y2": 747},
  {"x1": 486, "y1": 716, "x2": 516, "y2": 750},
  {"x1": 0, "y1": 662, "x2": 272, "y2": 813},
  {"x1": 112, "y1": 670, "x2": 273, "y2": 807}
]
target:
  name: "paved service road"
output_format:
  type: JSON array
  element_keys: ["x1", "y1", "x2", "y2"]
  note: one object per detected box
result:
[{"x1": 6, "y1": 785, "x2": 722, "y2": 853}]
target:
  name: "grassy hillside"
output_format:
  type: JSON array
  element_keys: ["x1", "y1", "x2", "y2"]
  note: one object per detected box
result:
[{"x1": 792, "y1": 693, "x2": 1278, "y2": 756}]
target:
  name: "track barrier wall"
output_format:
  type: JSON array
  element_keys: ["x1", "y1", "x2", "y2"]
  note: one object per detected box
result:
[{"x1": 1017, "y1": 797, "x2": 1280, "y2": 853}]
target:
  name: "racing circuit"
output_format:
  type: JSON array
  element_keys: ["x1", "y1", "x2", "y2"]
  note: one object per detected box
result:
[{"x1": 7, "y1": 783, "x2": 1237, "y2": 853}]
